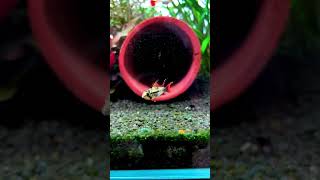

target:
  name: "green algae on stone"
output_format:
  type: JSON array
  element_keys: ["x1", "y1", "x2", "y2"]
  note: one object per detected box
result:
[{"x1": 110, "y1": 78, "x2": 210, "y2": 169}]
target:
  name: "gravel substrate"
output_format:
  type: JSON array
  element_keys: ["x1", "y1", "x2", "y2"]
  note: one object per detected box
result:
[
  {"x1": 0, "y1": 120, "x2": 107, "y2": 179},
  {"x1": 110, "y1": 77, "x2": 210, "y2": 169},
  {"x1": 0, "y1": 59, "x2": 108, "y2": 179},
  {"x1": 212, "y1": 55, "x2": 320, "y2": 179},
  {"x1": 110, "y1": 77, "x2": 210, "y2": 137},
  {"x1": 110, "y1": 99, "x2": 210, "y2": 137}
]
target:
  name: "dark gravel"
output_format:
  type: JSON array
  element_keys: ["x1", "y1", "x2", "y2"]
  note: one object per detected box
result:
[
  {"x1": 212, "y1": 55, "x2": 320, "y2": 179},
  {"x1": 0, "y1": 120, "x2": 107, "y2": 179},
  {"x1": 0, "y1": 58, "x2": 108, "y2": 179},
  {"x1": 110, "y1": 77, "x2": 210, "y2": 137}
]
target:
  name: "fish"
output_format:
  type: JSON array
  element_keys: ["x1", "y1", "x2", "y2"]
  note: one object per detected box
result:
[{"x1": 142, "y1": 79, "x2": 173, "y2": 102}]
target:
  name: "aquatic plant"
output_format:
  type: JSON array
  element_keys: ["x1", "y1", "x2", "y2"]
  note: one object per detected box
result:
[
  {"x1": 165, "y1": 0, "x2": 210, "y2": 76},
  {"x1": 110, "y1": 0, "x2": 210, "y2": 76},
  {"x1": 279, "y1": 0, "x2": 320, "y2": 59}
]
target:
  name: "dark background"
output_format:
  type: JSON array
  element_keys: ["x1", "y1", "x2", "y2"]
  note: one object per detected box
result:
[{"x1": 0, "y1": 1, "x2": 107, "y2": 178}]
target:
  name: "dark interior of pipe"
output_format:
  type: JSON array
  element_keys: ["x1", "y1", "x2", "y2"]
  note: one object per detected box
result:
[
  {"x1": 213, "y1": 0, "x2": 263, "y2": 69},
  {"x1": 124, "y1": 22, "x2": 194, "y2": 86},
  {"x1": 44, "y1": 0, "x2": 106, "y2": 65}
]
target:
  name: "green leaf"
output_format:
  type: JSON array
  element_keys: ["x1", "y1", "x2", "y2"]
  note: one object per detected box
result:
[
  {"x1": 193, "y1": 28, "x2": 204, "y2": 40},
  {"x1": 193, "y1": 10, "x2": 201, "y2": 22},
  {"x1": 185, "y1": 0, "x2": 203, "y2": 12},
  {"x1": 201, "y1": 35, "x2": 210, "y2": 54},
  {"x1": 199, "y1": 12, "x2": 207, "y2": 26},
  {"x1": 167, "y1": 7, "x2": 177, "y2": 17}
]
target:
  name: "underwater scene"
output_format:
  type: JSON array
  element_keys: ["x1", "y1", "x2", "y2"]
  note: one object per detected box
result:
[
  {"x1": 1, "y1": 0, "x2": 320, "y2": 179},
  {"x1": 109, "y1": 0, "x2": 211, "y2": 173},
  {"x1": 0, "y1": 0, "x2": 107, "y2": 179},
  {"x1": 213, "y1": 0, "x2": 320, "y2": 179}
]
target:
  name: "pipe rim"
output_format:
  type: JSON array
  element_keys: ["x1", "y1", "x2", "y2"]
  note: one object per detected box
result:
[
  {"x1": 119, "y1": 16, "x2": 201, "y2": 101},
  {"x1": 28, "y1": 0, "x2": 108, "y2": 111},
  {"x1": 211, "y1": 0, "x2": 290, "y2": 110}
]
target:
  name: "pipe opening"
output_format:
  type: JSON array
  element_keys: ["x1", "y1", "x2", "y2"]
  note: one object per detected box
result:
[
  {"x1": 44, "y1": 0, "x2": 105, "y2": 63},
  {"x1": 124, "y1": 22, "x2": 194, "y2": 86},
  {"x1": 214, "y1": 0, "x2": 263, "y2": 68}
]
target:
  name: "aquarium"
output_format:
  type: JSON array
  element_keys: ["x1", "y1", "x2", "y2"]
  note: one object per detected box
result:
[{"x1": 109, "y1": 0, "x2": 211, "y2": 178}]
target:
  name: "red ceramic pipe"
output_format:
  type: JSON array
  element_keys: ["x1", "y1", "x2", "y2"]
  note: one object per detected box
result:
[
  {"x1": 211, "y1": 0, "x2": 290, "y2": 111},
  {"x1": 28, "y1": 0, "x2": 108, "y2": 111},
  {"x1": 119, "y1": 16, "x2": 201, "y2": 101},
  {"x1": 0, "y1": 0, "x2": 17, "y2": 22}
]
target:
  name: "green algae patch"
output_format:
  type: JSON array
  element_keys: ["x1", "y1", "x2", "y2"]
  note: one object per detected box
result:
[
  {"x1": 110, "y1": 125, "x2": 209, "y2": 169},
  {"x1": 110, "y1": 79, "x2": 210, "y2": 169},
  {"x1": 110, "y1": 130, "x2": 209, "y2": 169},
  {"x1": 111, "y1": 129, "x2": 210, "y2": 145}
]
